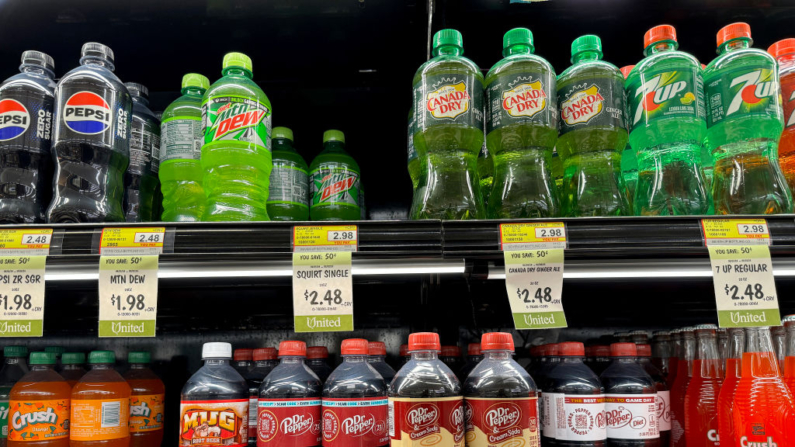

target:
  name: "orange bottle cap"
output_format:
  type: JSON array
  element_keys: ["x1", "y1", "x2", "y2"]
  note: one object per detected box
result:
[
  {"x1": 717, "y1": 22, "x2": 751, "y2": 47},
  {"x1": 644, "y1": 25, "x2": 677, "y2": 49},
  {"x1": 768, "y1": 38, "x2": 795, "y2": 59}
]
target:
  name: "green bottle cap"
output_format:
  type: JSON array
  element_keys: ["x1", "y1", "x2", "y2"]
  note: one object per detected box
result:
[
  {"x1": 182, "y1": 73, "x2": 210, "y2": 91},
  {"x1": 88, "y1": 350, "x2": 116, "y2": 364},
  {"x1": 503, "y1": 28, "x2": 534, "y2": 52},
  {"x1": 433, "y1": 29, "x2": 463, "y2": 51},
  {"x1": 222, "y1": 52, "x2": 253, "y2": 73},
  {"x1": 44, "y1": 346, "x2": 65, "y2": 355},
  {"x1": 30, "y1": 352, "x2": 56, "y2": 365},
  {"x1": 273, "y1": 127, "x2": 294, "y2": 141},
  {"x1": 128, "y1": 351, "x2": 151, "y2": 364},
  {"x1": 571, "y1": 35, "x2": 603, "y2": 60},
  {"x1": 62, "y1": 352, "x2": 86, "y2": 365},
  {"x1": 4, "y1": 346, "x2": 27, "y2": 357},
  {"x1": 323, "y1": 130, "x2": 345, "y2": 143}
]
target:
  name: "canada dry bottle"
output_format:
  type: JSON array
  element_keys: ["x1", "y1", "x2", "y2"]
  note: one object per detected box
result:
[
  {"x1": 636, "y1": 345, "x2": 670, "y2": 447},
  {"x1": 367, "y1": 341, "x2": 396, "y2": 384},
  {"x1": 306, "y1": 346, "x2": 333, "y2": 383},
  {"x1": 8, "y1": 352, "x2": 69, "y2": 447},
  {"x1": 60, "y1": 352, "x2": 86, "y2": 387},
  {"x1": 0, "y1": 346, "x2": 29, "y2": 447},
  {"x1": 717, "y1": 328, "x2": 744, "y2": 446},
  {"x1": 244, "y1": 348, "x2": 278, "y2": 445},
  {"x1": 123, "y1": 352, "x2": 165, "y2": 447}
]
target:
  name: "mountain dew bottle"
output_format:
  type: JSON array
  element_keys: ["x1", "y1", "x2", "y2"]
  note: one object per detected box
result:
[
  {"x1": 411, "y1": 29, "x2": 484, "y2": 220},
  {"x1": 627, "y1": 25, "x2": 710, "y2": 215},
  {"x1": 705, "y1": 23, "x2": 793, "y2": 214},
  {"x1": 557, "y1": 35, "x2": 629, "y2": 216},
  {"x1": 201, "y1": 52, "x2": 272, "y2": 221},
  {"x1": 620, "y1": 65, "x2": 638, "y2": 209},
  {"x1": 309, "y1": 130, "x2": 361, "y2": 221},
  {"x1": 267, "y1": 127, "x2": 309, "y2": 221},
  {"x1": 159, "y1": 73, "x2": 209, "y2": 222}
]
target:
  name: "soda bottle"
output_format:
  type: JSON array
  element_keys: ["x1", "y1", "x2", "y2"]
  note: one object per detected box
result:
[
  {"x1": 398, "y1": 344, "x2": 409, "y2": 367},
  {"x1": 557, "y1": 35, "x2": 630, "y2": 217},
  {"x1": 619, "y1": 65, "x2": 638, "y2": 209},
  {"x1": 244, "y1": 348, "x2": 278, "y2": 446},
  {"x1": 650, "y1": 331, "x2": 672, "y2": 382},
  {"x1": 159, "y1": 73, "x2": 209, "y2": 222},
  {"x1": 322, "y1": 339, "x2": 388, "y2": 447},
  {"x1": 0, "y1": 347, "x2": 29, "y2": 447},
  {"x1": 629, "y1": 332, "x2": 650, "y2": 346},
  {"x1": 8, "y1": 352, "x2": 70, "y2": 446},
  {"x1": 407, "y1": 109, "x2": 420, "y2": 191},
  {"x1": 704, "y1": 23, "x2": 793, "y2": 214},
  {"x1": 389, "y1": 332, "x2": 464, "y2": 447},
  {"x1": 308, "y1": 130, "x2": 360, "y2": 220},
  {"x1": 637, "y1": 345, "x2": 670, "y2": 447},
  {"x1": 367, "y1": 341, "x2": 396, "y2": 384},
  {"x1": 46, "y1": 42, "x2": 131, "y2": 223},
  {"x1": 769, "y1": 39, "x2": 795, "y2": 197},
  {"x1": 717, "y1": 328, "x2": 744, "y2": 446},
  {"x1": 477, "y1": 145, "x2": 493, "y2": 210},
  {"x1": 233, "y1": 349, "x2": 253, "y2": 376},
  {"x1": 485, "y1": 27, "x2": 559, "y2": 218},
  {"x1": 526, "y1": 345, "x2": 547, "y2": 380},
  {"x1": 552, "y1": 148, "x2": 563, "y2": 190},
  {"x1": 43, "y1": 347, "x2": 64, "y2": 372},
  {"x1": 732, "y1": 327, "x2": 795, "y2": 445},
  {"x1": 772, "y1": 325, "x2": 786, "y2": 370},
  {"x1": 60, "y1": 352, "x2": 86, "y2": 387},
  {"x1": 0, "y1": 51, "x2": 55, "y2": 223},
  {"x1": 670, "y1": 327, "x2": 694, "y2": 447},
  {"x1": 123, "y1": 82, "x2": 160, "y2": 222},
  {"x1": 306, "y1": 346, "x2": 333, "y2": 383},
  {"x1": 180, "y1": 342, "x2": 248, "y2": 446},
  {"x1": 627, "y1": 26, "x2": 710, "y2": 215},
  {"x1": 600, "y1": 343, "x2": 660, "y2": 446},
  {"x1": 615, "y1": 333, "x2": 631, "y2": 343},
  {"x1": 411, "y1": 29, "x2": 485, "y2": 220},
  {"x1": 464, "y1": 332, "x2": 539, "y2": 447},
  {"x1": 534, "y1": 343, "x2": 561, "y2": 391},
  {"x1": 70, "y1": 351, "x2": 131, "y2": 447},
  {"x1": 257, "y1": 341, "x2": 322, "y2": 447},
  {"x1": 590, "y1": 346, "x2": 612, "y2": 377},
  {"x1": 717, "y1": 328, "x2": 728, "y2": 375},
  {"x1": 458, "y1": 343, "x2": 483, "y2": 382},
  {"x1": 440, "y1": 345, "x2": 463, "y2": 374},
  {"x1": 666, "y1": 330, "x2": 681, "y2": 389},
  {"x1": 785, "y1": 315, "x2": 795, "y2": 394},
  {"x1": 683, "y1": 325, "x2": 722, "y2": 447},
  {"x1": 123, "y1": 352, "x2": 165, "y2": 447},
  {"x1": 267, "y1": 127, "x2": 309, "y2": 221},
  {"x1": 202, "y1": 52, "x2": 273, "y2": 221}
]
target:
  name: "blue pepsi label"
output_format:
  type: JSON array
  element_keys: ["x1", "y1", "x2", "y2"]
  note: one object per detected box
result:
[
  {"x1": 54, "y1": 85, "x2": 131, "y2": 155},
  {"x1": 0, "y1": 92, "x2": 54, "y2": 153}
]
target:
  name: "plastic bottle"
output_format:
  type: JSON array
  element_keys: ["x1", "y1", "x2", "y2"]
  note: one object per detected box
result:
[
  {"x1": 46, "y1": 42, "x2": 131, "y2": 223},
  {"x1": 785, "y1": 315, "x2": 795, "y2": 394},
  {"x1": 8, "y1": 352, "x2": 70, "y2": 446},
  {"x1": 159, "y1": 73, "x2": 209, "y2": 222},
  {"x1": 526, "y1": 345, "x2": 547, "y2": 380},
  {"x1": 180, "y1": 342, "x2": 248, "y2": 447},
  {"x1": 458, "y1": 343, "x2": 483, "y2": 382},
  {"x1": 717, "y1": 328, "x2": 744, "y2": 447},
  {"x1": 257, "y1": 341, "x2": 322, "y2": 447},
  {"x1": 398, "y1": 345, "x2": 409, "y2": 367},
  {"x1": 367, "y1": 341, "x2": 396, "y2": 384},
  {"x1": 637, "y1": 345, "x2": 670, "y2": 447},
  {"x1": 552, "y1": 147, "x2": 564, "y2": 190},
  {"x1": 411, "y1": 29, "x2": 485, "y2": 220},
  {"x1": 485, "y1": 27, "x2": 559, "y2": 218},
  {"x1": 619, "y1": 65, "x2": 638, "y2": 210},
  {"x1": 534, "y1": 343, "x2": 561, "y2": 394},
  {"x1": 704, "y1": 23, "x2": 793, "y2": 214},
  {"x1": 557, "y1": 35, "x2": 630, "y2": 216},
  {"x1": 306, "y1": 346, "x2": 333, "y2": 383},
  {"x1": 407, "y1": 109, "x2": 420, "y2": 191},
  {"x1": 590, "y1": 346, "x2": 612, "y2": 377},
  {"x1": 464, "y1": 332, "x2": 539, "y2": 447},
  {"x1": 772, "y1": 325, "x2": 786, "y2": 370},
  {"x1": 666, "y1": 330, "x2": 681, "y2": 389},
  {"x1": 122, "y1": 82, "x2": 159, "y2": 222},
  {"x1": 60, "y1": 352, "x2": 86, "y2": 387},
  {"x1": 629, "y1": 332, "x2": 649, "y2": 346},
  {"x1": 322, "y1": 339, "x2": 388, "y2": 447},
  {"x1": 650, "y1": 331, "x2": 672, "y2": 382},
  {"x1": 478, "y1": 145, "x2": 493, "y2": 210},
  {"x1": 233, "y1": 349, "x2": 253, "y2": 376},
  {"x1": 0, "y1": 51, "x2": 55, "y2": 223},
  {"x1": 627, "y1": 26, "x2": 710, "y2": 215},
  {"x1": 202, "y1": 52, "x2": 273, "y2": 222},
  {"x1": 670, "y1": 327, "x2": 694, "y2": 447},
  {"x1": 308, "y1": 130, "x2": 360, "y2": 221},
  {"x1": 683, "y1": 325, "x2": 722, "y2": 447},
  {"x1": 717, "y1": 328, "x2": 728, "y2": 376},
  {"x1": 600, "y1": 343, "x2": 660, "y2": 446},
  {"x1": 42, "y1": 348, "x2": 64, "y2": 372},
  {"x1": 267, "y1": 127, "x2": 309, "y2": 221},
  {"x1": 123, "y1": 352, "x2": 165, "y2": 447},
  {"x1": 388, "y1": 332, "x2": 464, "y2": 447},
  {"x1": 440, "y1": 345, "x2": 463, "y2": 374},
  {"x1": 0, "y1": 347, "x2": 29, "y2": 447},
  {"x1": 731, "y1": 327, "x2": 795, "y2": 445},
  {"x1": 70, "y1": 351, "x2": 131, "y2": 447},
  {"x1": 244, "y1": 348, "x2": 278, "y2": 446},
  {"x1": 770, "y1": 39, "x2": 795, "y2": 197}
]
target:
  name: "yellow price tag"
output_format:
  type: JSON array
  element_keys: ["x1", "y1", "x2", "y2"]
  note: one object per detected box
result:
[
  {"x1": 499, "y1": 222, "x2": 567, "y2": 250},
  {"x1": 100, "y1": 227, "x2": 165, "y2": 255},
  {"x1": 293, "y1": 225, "x2": 358, "y2": 253},
  {"x1": 0, "y1": 229, "x2": 52, "y2": 256},
  {"x1": 701, "y1": 219, "x2": 770, "y2": 246}
]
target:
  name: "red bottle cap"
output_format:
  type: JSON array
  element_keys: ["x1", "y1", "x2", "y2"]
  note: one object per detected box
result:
[
  {"x1": 644, "y1": 25, "x2": 677, "y2": 49},
  {"x1": 636, "y1": 344, "x2": 652, "y2": 357},
  {"x1": 620, "y1": 65, "x2": 635, "y2": 79},
  {"x1": 594, "y1": 345, "x2": 611, "y2": 357},
  {"x1": 467, "y1": 343, "x2": 482, "y2": 356},
  {"x1": 408, "y1": 332, "x2": 441, "y2": 351},
  {"x1": 399, "y1": 344, "x2": 409, "y2": 357},
  {"x1": 768, "y1": 38, "x2": 795, "y2": 59},
  {"x1": 306, "y1": 346, "x2": 328, "y2": 359},
  {"x1": 253, "y1": 348, "x2": 277, "y2": 361},
  {"x1": 546, "y1": 343, "x2": 560, "y2": 356},
  {"x1": 368, "y1": 341, "x2": 387, "y2": 356},
  {"x1": 611, "y1": 343, "x2": 637, "y2": 357},
  {"x1": 717, "y1": 22, "x2": 751, "y2": 47},
  {"x1": 558, "y1": 342, "x2": 585, "y2": 357},
  {"x1": 441, "y1": 345, "x2": 461, "y2": 357},
  {"x1": 481, "y1": 332, "x2": 515, "y2": 351},
  {"x1": 233, "y1": 349, "x2": 252, "y2": 361},
  {"x1": 279, "y1": 341, "x2": 307, "y2": 357},
  {"x1": 341, "y1": 339, "x2": 369, "y2": 355}
]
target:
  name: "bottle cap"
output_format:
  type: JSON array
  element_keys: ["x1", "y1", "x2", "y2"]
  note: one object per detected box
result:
[
  {"x1": 467, "y1": 343, "x2": 481, "y2": 356},
  {"x1": 652, "y1": 330, "x2": 671, "y2": 337},
  {"x1": 30, "y1": 352, "x2": 56, "y2": 365},
  {"x1": 558, "y1": 342, "x2": 585, "y2": 357},
  {"x1": 21, "y1": 51, "x2": 54, "y2": 72},
  {"x1": 128, "y1": 351, "x2": 151, "y2": 364},
  {"x1": 81, "y1": 42, "x2": 114, "y2": 64},
  {"x1": 433, "y1": 29, "x2": 463, "y2": 51},
  {"x1": 441, "y1": 345, "x2": 461, "y2": 357},
  {"x1": 323, "y1": 130, "x2": 345, "y2": 144},
  {"x1": 306, "y1": 346, "x2": 328, "y2": 359},
  {"x1": 88, "y1": 350, "x2": 116, "y2": 364},
  {"x1": 503, "y1": 28, "x2": 534, "y2": 51},
  {"x1": 693, "y1": 324, "x2": 718, "y2": 332},
  {"x1": 717, "y1": 23, "x2": 752, "y2": 47},
  {"x1": 182, "y1": 73, "x2": 210, "y2": 91},
  {"x1": 222, "y1": 52, "x2": 253, "y2": 72},
  {"x1": 571, "y1": 35, "x2": 603, "y2": 60},
  {"x1": 368, "y1": 341, "x2": 387, "y2": 356},
  {"x1": 202, "y1": 342, "x2": 232, "y2": 359},
  {"x1": 124, "y1": 82, "x2": 149, "y2": 99},
  {"x1": 681, "y1": 326, "x2": 696, "y2": 334},
  {"x1": 783, "y1": 314, "x2": 795, "y2": 327},
  {"x1": 279, "y1": 341, "x2": 307, "y2": 357},
  {"x1": 620, "y1": 65, "x2": 635, "y2": 79},
  {"x1": 4, "y1": 346, "x2": 27, "y2": 357},
  {"x1": 44, "y1": 347, "x2": 65, "y2": 355},
  {"x1": 408, "y1": 332, "x2": 441, "y2": 351},
  {"x1": 481, "y1": 332, "x2": 515, "y2": 351},
  {"x1": 546, "y1": 343, "x2": 560, "y2": 356},
  {"x1": 628, "y1": 330, "x2": 648, "y2": 338},
  {"x1": 399, "y1": 344, "x2": 409, "y2": 357},
  {"x1": 769, "y1": 39, "x2": 795, "y2": 59},
  {"x1": 253, "y1": 348, "x2": 278, "y2": 361},
  {"x1": 62, "y1": 352, "x2": 86, "y2": 365},
  {"x1": 594, "y1": 345, "x2": 611, "y2": 357},
  {"x1": 341, "y1": 339, "x2": 369, "y2": 355},
  {"x1": 644, "y1": 25, "x2": 677, "y2": 48},
  {"x1": 636, "y1": 344, "x2": 652, "y2": 357},
  {"x1": 273, "y1": 127, "x2": 294, "y2": 141},
  {"x1": 610, "y1": 343, "x2": 637, "y2": 357},
  {"x1": 233, "y1": 349, "x2": 253, "y2": 361}
]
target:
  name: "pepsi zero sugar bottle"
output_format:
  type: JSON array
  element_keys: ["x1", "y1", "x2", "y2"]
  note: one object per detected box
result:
[
  {"x1": 257, "y1": 341, "x2": 322, "y2": 447},
  {"x1": 463, "y1": 332, "x2": 540, "y2": 447},
  {"x1": 389, "y1": 332, "x2": 465, "y2": 447},
  {"x1": 124, "y1": 82, "x2": 160, "y2": 222},
  {"x1": 322, "y1": 339, "x2": 389, "y2": 447},
  {"x1": 47, "y1": 42, "x2": 131, "y2": 223},
  {"x1": 0, "y1": 51, "x2": 55, "y2": 223}
]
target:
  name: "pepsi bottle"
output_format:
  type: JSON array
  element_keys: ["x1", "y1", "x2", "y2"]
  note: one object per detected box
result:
[
  {"x1": 0, "y1": 51, "x2": 56, "y2": 223},
  {"x1": 46, "y1": 42, "x2": 131, "y2": 223},
  {"x1": 124, "y1": 82, "x2": 160, "y2": 222}
]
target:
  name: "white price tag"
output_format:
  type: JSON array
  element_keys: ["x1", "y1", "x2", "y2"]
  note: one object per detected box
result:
[
  {"x1": 292, "y1": 252, "x2": 353, "y2": 332},
  {"x1": 98, "y1": 255, "x2": 159, "y2": 337},
  {"x1": 293, "y1": 225, "x2": 358, "y2": 253},
  {"x1": 0, "y1": 256, "x2": 46, "y2": 337},
  {"x1": 503, "y1": 249, "x2": 567, "y2": 329}
]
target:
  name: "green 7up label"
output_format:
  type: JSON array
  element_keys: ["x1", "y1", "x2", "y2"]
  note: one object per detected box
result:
[
  {"x1": 202, "y1": 96, "x2": 272, "y2": 149},
  {"x1": 629, "y1": 69, "x2": 705, "y2": 132},
  {"x1": 310, "y1": 166, "x2": 360, "y2": 207},
  {"x1": 706, "y1": 66, "x2": 781, "y2": 127}
]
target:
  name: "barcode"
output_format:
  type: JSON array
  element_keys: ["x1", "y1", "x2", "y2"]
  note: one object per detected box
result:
[
  {"x1": 101, "y1": 400, "x2": 121, "y2": 428},
  {"x1": 388, "y1": 400, "x2": 394, "y2": 437}
]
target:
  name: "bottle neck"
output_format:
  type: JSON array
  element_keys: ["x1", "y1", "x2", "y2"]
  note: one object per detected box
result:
[
  {"x1": 63, "y1": 364, "x2": 85, "y2": 371},
  {"x1": 652, "y1": 339, "x2": 671, "y2": 358},
  {"x1": 204, "y1": 358, "x2": 231, "y2": 367},
  {"x1": 5, "y1": 358, "x2": 26, "y2": 367},
  {"x1": 343, "y1": 354, "x2": 367, "y2": 363},
  {"x1": 411, "y1": 350, "x2": 439, "y2": 361},
  {"x1": 681, "y1": 334, "x2": 696, "y2": 361},
  {"x1": 573, "y1": 51, "x2": 601, "y2": 63},
  {"x1": 273, "y1": 139, "x2": 296, "y2": 152},
  {"x1": 323, "y1": 141, "x2": 346, "y2": 153},
  {"x1": 222, "y1": 67, "x2": 252, "y2": 79},
  {"x1": 31, "y1": 364, "x2": 53, "y2": 372},
  {"x1": 614, "y1": 357, "x2": 636, "y2": 364},
  {"x1": 254, "y1": 360, "x2": 275, "y2": 367},
  {"x1": 696, "y1": 332, "x2": 720, "y2": 360},
  {"x1": 503, "y1": 44, "x2": 533, "y2": 57},
  {"x1": 433, "y1": 45, "x2": 463, "y2": 57},
  {"x1": 81, "y1": 57, "x2": 115, "y2": 71},
  {"x1": 367, "y1": 355, "x2": 386, "y2": 362},
  {"x1": 560, "y1": 356, "x2": 584, "y2": 364},
  {"x1": 729, "y1": 328, "x2": 746, "y2": 359},
  {"x1": 20, "y1": 64, "x2": 54, "y2": 79},
  {"x1": 645, "y1": 40, "x2": 678, "y2": 56},
  {"x1": 183, "y1": 87, "x2": 205, "y2": 97},
  {"x1": 281, "y1": 356, "x2": 306, "y2": 365},
  {"x1": 719, "y1": 38, "x2": 751, "y2": 54},
  {"x1": 787, "y1": 325, "x2": 795, "y2": 357},
  {"x1": 90, "y1": 363, "x2": 114, "y2": 371},
  {"x1": 743, "y1": 327, "x2": 780, "y2": 377},
  {"x1": 131, "y1": 96, "x2": 149, "y2": 107},
  {"x1": 484, "y1": 350, "x2": 511, "y2": 361},
  {"x1": 129, "y1": 363, "x2": 148, "y2": 370}
]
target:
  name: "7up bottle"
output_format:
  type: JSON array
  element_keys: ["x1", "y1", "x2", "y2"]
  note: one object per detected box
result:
[
  {"x1": 201, "y1": 52, "x2": 272, "y2": 221},
  {"x1": 627, "y1": 25, "x2": 710, "y2": 215},
  {"x1": 309, "y1": 130, "x2": 361, "y2": 221},
  {"x1": 704, "y1": 23, "x2": 793, "y2": 214}
]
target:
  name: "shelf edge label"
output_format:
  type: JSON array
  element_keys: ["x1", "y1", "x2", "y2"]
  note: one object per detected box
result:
[
  {"x1": 0, "y1": 255, "x2": 46, "y2": 337},
  {"x1": 98, "y1": 255, "x2": 158, "y2": 337},
  {"x1": 100, "y1": 227, "x2": 166, "y2": 255},
  {"x1": 500, "y1": 222, "x2": 567, "y2": 251},
  {"x1": 292, "y1": 252, "x2": 353, "y2": 333},
  {"x1": 701, "y1": 219, "x2": 770, "y2": 246},
  {"x1": 0, "y1": 229, "x2": 53, "y2": 256},
  {"x1": 293, "y1": 225, "x2": 358, "y2": 253}
]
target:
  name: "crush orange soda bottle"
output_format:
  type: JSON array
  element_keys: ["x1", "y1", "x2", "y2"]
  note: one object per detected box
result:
[{"x1": 123, "y1": 352, "x2": 164, "y2": 447}]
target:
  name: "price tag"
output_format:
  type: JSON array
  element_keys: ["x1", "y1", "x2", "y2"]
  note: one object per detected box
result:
[
  {"x1": 0, "y1": 256, "x2": 46, "y2": 337},
  {"x1": 100, "y1": 227, "x2": 166, "y2": 255},
  {"x1": 708, "y1": 245, "x2": 780, "y2": 328},
  {"x1": 0, "y1": 229, "x2": 52, "y2": 256},
  {"x1": 98, "y1": 255, "x2": 158, "y2": 337},
  {"x1": 293, "y1": 225, "x2": 358, "y2": 252},
  {"x1": 499, "y1": 222, "x2": 567, "y2": 250},
  {"x1": 292, "y1": 252, "x2": 353, "y2": 332},
  {"x1": 701, "y1": 219, "x2": 770, "y2": 246}
]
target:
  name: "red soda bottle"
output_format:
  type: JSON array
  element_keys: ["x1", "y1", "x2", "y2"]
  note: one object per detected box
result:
[
  {"x1": 670, "y1": 327, "x2": 695, "y2": 446},
  {"x1": 650, "y1": 331, "x2": 673, "y2": 383},
  {"x1": 772, "y1": 326, "x2": 786, "y2": 371},
  {"x1": 684, "y1": 324, "x2": 722, "y2": 447},
  {"x1": 717, "y1": 328, "x2": 744, "y2": 446},
  {"x1": 784, "y1": 315, "x2": 795, "y2": 394},
  {"x1": 666, "y1": 330, "x2": 681, "y2": 389}
]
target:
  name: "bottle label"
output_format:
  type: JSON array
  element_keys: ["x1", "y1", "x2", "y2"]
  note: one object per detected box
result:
[
  {"x1": 70, "y1": 397, "x2": 130, "y2": 441},
  {"x1": 7, "y1": 398, "x2": 69, "y2": 441},
  {"x1": 464, "y1": 396, "x2": 540, "y2": 447},
  {"x1": 539, "y1": 393, "x2": 606, "y2": 442},
  {"x1": 309, "y1": 166, "x2": 361, "y2": 209},
  {"x1": 257, "y1": 397, "x2": 322, "y2": 447},
  {"x1": 0, "y1": 393, "x2": 8, "y2": 439},
  {"x1": 413, "y1": 75, "x2": 484, "y2": 132},
  {"x1": 705, "y1": 65, "x2": 781, "y2": 127},
  {"x1": 627, "y1": 68, "x2": 706, "y2": 132},
  {"x1": 0, "y1": 95, "x2": 54, "y2": 152},
  {"x1": 268, "y1": 164, "x2": 309, "y2": 208},
  {"x1": 322, "y1": 397, "x2": 389, "y2": 447},
  {"x1": 202, "y1": 95, "x2": 272, "y2": 150},
  {"x1": 130, "y1": 393, "x2": 165, "y2": 433},
  {"x1": 656, "y1": 390, "x2": 671, "y2": 432},
  {"x1": 407, "y1": 115, "x2": 417, "y2": 163},
  {"x1": 161, "y1": 117, "x2": 203, "y2": 161},
  {"x1": 388, "y1": 396, "x2": 465, "y2": 447},
  {"x1": 487, "y1": 72, "x2": 557, "y2": 134},
  {"x1": 53, "y1": 88, "x2": 131, "y2": 152},
  {"x1": 129, "y1": 115, "x2": 160, "y2": 175},
  {"x1": 605, "y1": 394, "x2": 659, "y2": 440},
  {"x1": 558, "y1": 78, "x2": 625, "y2": 136},
  {"x1": 179, "y1": 399, "x2": 248, "y2": 446}
]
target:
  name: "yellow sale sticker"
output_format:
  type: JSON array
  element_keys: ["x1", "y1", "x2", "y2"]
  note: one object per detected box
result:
[
  {"x1": 0, "y1": 229, "x2": 52, "y2": 256},
  {"x1": 499, "y1": 222, "x2": 567, "y2": 250},
  {"x1": 293, "y1": 225, "x2": 358, "y2": 252},
  {"x1": 701, "y1": 219, "x2": 770, "y2": 246},
  {"x1": 100, "y1": 227, "x2": 165, "y2": 255}
]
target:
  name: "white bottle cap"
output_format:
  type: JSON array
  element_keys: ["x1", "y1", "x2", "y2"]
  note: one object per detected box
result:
[{"x1": 202, "y1": 342, "x2": 232, "y2": 359}]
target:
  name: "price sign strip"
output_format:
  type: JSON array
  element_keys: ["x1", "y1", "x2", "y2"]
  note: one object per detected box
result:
[
  {"x1": 98, "y1": 255, "x2": 158, "y2": 337},
  {"x1": 0, "y1": 229, "x2": 52, "y2": 337},
  {"x1": 99, "y1": 227, "x2": 166, "y2": 255},
  {"x1": 292, "y1": 225, "x2": 358, "y2": 253},
  {"x1": 500, "y1": 222, "x2": 567, "y2": 330}
]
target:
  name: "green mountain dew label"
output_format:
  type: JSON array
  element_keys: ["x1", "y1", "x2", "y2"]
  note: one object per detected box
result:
[
  {"x1": 310, "y1": 166, "x2": 361, "y2": 208},
  {"x1": 628, "y1": 68, "x2": 705, "y2": 132},
  {"x1": 161, "y1": 117, "x2": 202, "y2": 161},
  {"x1": 487, "y1": 72, "x2": 557, "y2": 134},
  {"x1": 202, "y1": 95, "x2": 272, "y2": 150},
  {"x1": 558, "y1": 77, "x2": 625, "y2": 136},
  {"x1": 268, "y1": 164, "x2": 309, "y2": 208},
  {"x1": 705, "y1": 66, "x2": 781, "y2": 127},
  {"x1": 414, "y1": 74, "x2": 484, "y2": 131}
]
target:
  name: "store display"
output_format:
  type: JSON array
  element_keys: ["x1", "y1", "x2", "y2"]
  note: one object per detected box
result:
[
  {"x1": 367, "y1": 341, "x2": 396, "y2": 384},
  {"x1": 637, "y1": 344, "x2": 670, "y2": 447},
  {"x1": 457, "y1": 343, "x2": 483, "y2": 381},
  {"x1": 267, "y1": 127, "x2": 309, "y2": 221},
  {"x1": 717, "y1": 328, "x2": 744, "y2": 447},
  {"x1": 124, "y1": 351, "x2": 165, "y2": 447},
  {"x1": 307, "y1": 346, "x2": 333, "y2": 383},
  {"x1": 71, "y1": 351, "x2": 131, "y2": 446},
  {"x1": 309, "y1": 130, "x2": 361, "y2": 221},
  {"x1": 684, "y1": 325, "x2": 722, "y2": 447},
  {"x1": 60, "y1": 352, "x2": 86, "y2": 387},
  {"x1": 124, "y1": 82, "x2": 160, "y2": 222}
]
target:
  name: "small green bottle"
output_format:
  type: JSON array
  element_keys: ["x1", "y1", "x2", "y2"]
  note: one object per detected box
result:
[
  {"x1": 267, "y1": 127, "x2": 309, "y2": 221},
  {"x1": 309, "y1": 130, "x2": 361, "y2": 221}
]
